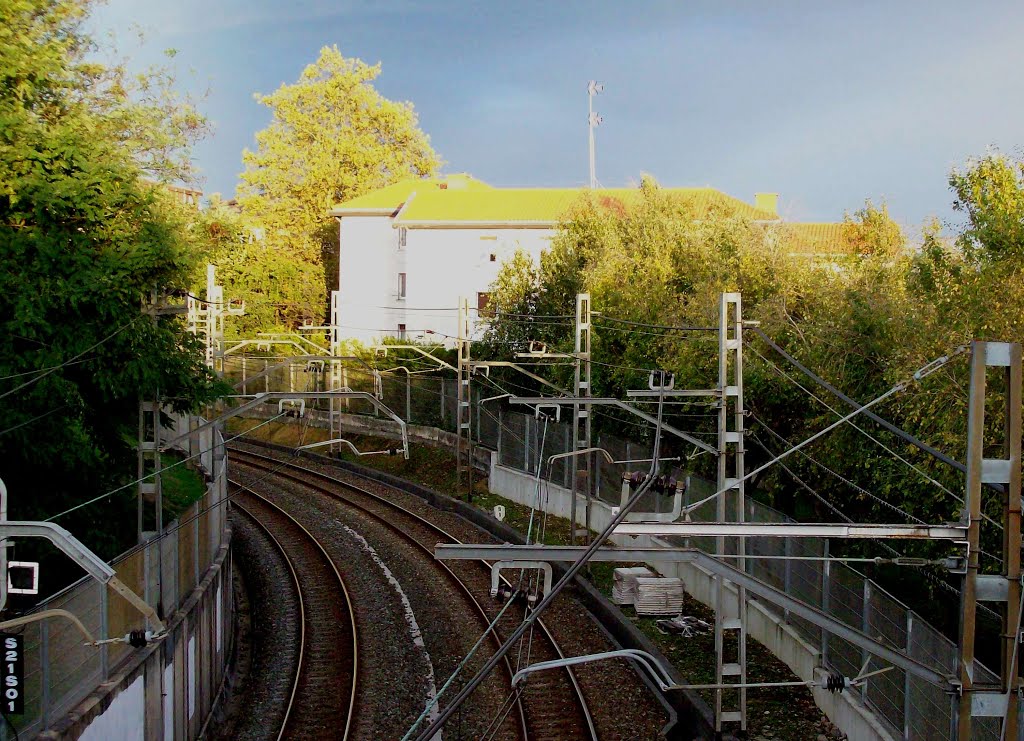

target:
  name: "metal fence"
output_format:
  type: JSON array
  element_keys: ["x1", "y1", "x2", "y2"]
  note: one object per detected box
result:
[{"x1": 9, "y1": 414, "x2": 229, "y2": 738}]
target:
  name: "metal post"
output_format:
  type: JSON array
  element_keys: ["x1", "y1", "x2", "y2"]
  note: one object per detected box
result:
[
  {"x1": 862, "y1": 580, "x2": 872, "y2": 702},
  {"x1": 99, "y1": 585, "x2": 109, "y2": 681},
  {"x1": 904, "y1": 611, "x2": 913, "y2": 740},
  {"x1": 1001, "y1": 345, "x2": 1022, "y2": 741},
  {"x1": 587, "y1": 81, "x2": 602, "y2": 189},
  {"x1": 137, "y1": 401, "x2": 161, "y2": 546},
  {"x1": 137, "y1": 403, "x2": 145, "y2": 543},
  {"x1": 241, "y1": 355, "x2": 247, "y2": 395},
  {"x1": 406, "y1": 370, "x2": 412, "y2": 423},
  {"x1": 205, "y1": 264, "x2": 219, "y2": 369},
  {"x1": 822, "y1": 539, "x2": 831, "y2": 665},
  {"x1": 456, "y1": 298, "x2": 473, "y2": 500},
  {"x1": 783, "y1": 536, "x2": 793, "y2": 623},
  {"x1": 956, "y1": 341, "x2": 1022, "y2": 740},
  {"x1": 40, "y1": 619, "x2": 49, "y2": 729},
  {"x1": 714, "y1": 292, "x2": 747, "y2": 734},
  {"x1": 571, "y1": 293, "x2": 592, "y2": 545}
]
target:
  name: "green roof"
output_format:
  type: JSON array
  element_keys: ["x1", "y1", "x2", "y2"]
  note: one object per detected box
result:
[
  {"x1": 330, "y1": 174, "x2": 491, "y2": 215},
  {"x1": 391, "y1": 187, "x2": 778, "y2": 226}
]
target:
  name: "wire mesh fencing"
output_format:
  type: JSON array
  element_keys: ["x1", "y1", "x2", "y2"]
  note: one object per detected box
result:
[
  {"x1": 5, "y1": 414, "x2": 230, "y2": 738},
  {"x1": 485, "y1": 407, "x2": 1012, "y2": 741}
]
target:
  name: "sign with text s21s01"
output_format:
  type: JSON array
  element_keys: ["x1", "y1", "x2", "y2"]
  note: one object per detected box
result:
[{"x1": 0, "y1": 634, "x2": 23, "y2": 715}]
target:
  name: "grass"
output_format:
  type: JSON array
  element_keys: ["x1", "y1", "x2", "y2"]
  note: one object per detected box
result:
[
  {"x1": 230, "y1": 418, "x2": 833, "y2": 739},
  {"x1": 159, "y1": 451, "x2": 207, "y2": 519}
]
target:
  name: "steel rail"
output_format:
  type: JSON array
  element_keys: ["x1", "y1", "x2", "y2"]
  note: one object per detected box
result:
[
  {"x1": 231, "y1": 482, "x2": 359, "y2": 741},
  {"x1": 229, "y1": 451, "x2": 536, "y2": 741},
  {"x1": 230, "y1": 494, "x2": 306, "y2": 741},
  {"x1": 230, "y1": 447, "x2": 598, "y2": 741}
]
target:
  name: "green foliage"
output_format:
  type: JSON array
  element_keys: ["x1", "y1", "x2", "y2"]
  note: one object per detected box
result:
[
  {"x1": 951, "y1": 153, "x2": 1024, "y2": 262},
  {"x1": 483, "y1": 164, "x2": 1024, "y2": 580},
  {"x1": 236, "y1": 46, "x2": 440, "y2": 328},
  {"x1": 0, "y1": 0, "x2": 223, "y2": 559},
  {"x1": 841, "y1": 200, "x2": 905, "y2": 258}
]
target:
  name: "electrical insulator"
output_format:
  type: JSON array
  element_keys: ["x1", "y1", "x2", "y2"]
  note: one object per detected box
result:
[
  {"x1": 823, "y1": 671, "x2": 846, "y2": 694},
  {"x1": 628, "y1": 472, "x2": 647, "y2": 490}
]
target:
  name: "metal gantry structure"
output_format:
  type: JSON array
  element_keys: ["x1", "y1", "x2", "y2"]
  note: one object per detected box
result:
[
  {"x1": 186, "y1": 264, "x2": 244, "y2": 373},
  {"x1": 956, "y1": 341, "x2": 1022, "y2": 738},
  {"x1": 428, "y1": 294, "x2": 1024, "y2": 741},
  {"x1": 571, "y1": 293, "x2": 593, "y2": 545},
  {"x1": 456, "y1": 297, "x2": 473, "y2": 497},
  {"x1": 714, "y1": 292, "x2": 748, "y2": 735}
]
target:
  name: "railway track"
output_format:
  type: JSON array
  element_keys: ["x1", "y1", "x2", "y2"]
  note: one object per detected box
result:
[
  {"x1": 229, "y1": 445, "x2": 599, "y2": 741},
  {"x1": 231, "y1": 482, "x2": 358, "y2": 740}
]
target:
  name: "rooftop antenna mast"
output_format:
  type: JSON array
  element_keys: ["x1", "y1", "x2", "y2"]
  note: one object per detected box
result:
[{"x1": 588, "y1": 80, "x2": 603, "y2": 189}]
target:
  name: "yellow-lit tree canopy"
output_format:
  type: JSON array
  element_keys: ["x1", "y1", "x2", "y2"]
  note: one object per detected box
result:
[{"x1": 235, "y1": 46, "x2": 441, "y2": 329}]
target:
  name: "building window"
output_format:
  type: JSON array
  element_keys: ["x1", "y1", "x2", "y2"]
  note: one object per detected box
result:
[
  {"x1": 397, "y1": 323, "x2": 407, "y2": 340},
  {"x1": 397, "y1": 272, "x2": 407, "y2": 299},
  {"x1": 477, "y1": 291, "x2": 492, "y2": 317},
  {"x1": 398, "y1": 227, "x2": 407, "y2": 249}
]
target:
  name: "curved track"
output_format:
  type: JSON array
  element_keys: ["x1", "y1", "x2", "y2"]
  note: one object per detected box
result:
[
  {"x1": 231, "y1": 482, "x2": 358, "y2": 740},
  {"x1": 229, "y1": 446, "x2": 598, "y2": 741}
]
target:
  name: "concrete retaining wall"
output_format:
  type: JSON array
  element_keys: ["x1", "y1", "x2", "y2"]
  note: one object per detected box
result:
[
  {"x1": 31, "y1": 415, "x2": 234, "y2": 740},
  {"x1": 44, "y1": 544, "x2": 233, "y2": 741}
]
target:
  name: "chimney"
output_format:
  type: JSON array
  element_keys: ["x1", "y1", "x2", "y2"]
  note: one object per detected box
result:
[{"x1": 755, "y1": 192, "x2": 779, "y2": 217}]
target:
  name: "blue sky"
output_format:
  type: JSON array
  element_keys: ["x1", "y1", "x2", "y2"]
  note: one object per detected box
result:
[{"x1": 90, "y1": 0, "x2": 1024, "y2": 230}]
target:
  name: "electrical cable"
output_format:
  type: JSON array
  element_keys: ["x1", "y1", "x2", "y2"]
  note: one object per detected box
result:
[
  {"x1": 748, "y1": 327, "x2": 979, "y2": 486},
  {"x1": 0, "y1": 317, "x2": 141, "y2": 401},
  {"x1": 43, "y1": 411, "x2": 291, "y2": 522},
  {"x1": 400, "y1": 594, "x2": 520, "y2": 740},
  {"x1": 0, "y1": 358, "x2": 90, "y2": 381},
  {"x1": 679, "y1": 345, "x2": 966, "y2": 515},
  {"x1": 747, "y1": 343, "x2": 968, "y2": 509},
  {"x1": 594, "y1": 315, "x2": 717, "y2": 332},
  {"x1": 749, "y1": 416, "x2": 932, "y2": 527},
  {"x1": 0, "y1": 405, "x2": 69, "y2": 437},
  {"x1": 412, "y1": 380, "x2": 668, "y2": 741},
  {"x1": 749, "y1": 428, "x2": 1001, "y2": 609}
]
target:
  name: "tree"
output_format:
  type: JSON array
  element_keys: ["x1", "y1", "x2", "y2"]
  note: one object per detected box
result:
[
  {"x1": 950, "y1": 152, "x2": 1024, "y2": 262},
  {"x1": 237, "y1": 46, "x2": 440, "y2": 328},
  {"x1": 841, "y1": 200, "x2": 905, "y2": 258},
  {"x1": 0, "y1": 0, "x2": 223, "y2": 560}
]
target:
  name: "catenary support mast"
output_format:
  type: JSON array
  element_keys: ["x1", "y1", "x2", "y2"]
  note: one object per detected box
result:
[
  {"x1": 956, "y1": 341, "x2": 1022, "y2": 739},
  {"x1": 715, "y1": 292, "x2": 748, "y2": 734},
  {"x1": 571, "y1": 293, "x2": 593, "y2": 544}
]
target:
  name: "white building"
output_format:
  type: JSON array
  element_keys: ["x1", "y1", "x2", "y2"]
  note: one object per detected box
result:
[{"x1": 330, "y1": 174, "x2": 787, "y2": 345}]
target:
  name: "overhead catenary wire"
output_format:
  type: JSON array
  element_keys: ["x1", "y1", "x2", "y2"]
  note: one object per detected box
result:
[
  {"x1": 748, "y1": 327, "x2": 981, "y2": 487},
  {"x1": 0, "y1": 358, "x2": 91, "y2": 381},
  {"x1": 412, "y1": 382, "x2": 669, "y2": 741},
  {"x1": 746, "y1": 343, "x2": 966, "y2": 506},
  {"x1": 682, "y1": 346, "x2": 966, "y2": 516},
  {"x1": 400, "y1": 591, "x2": 521, "y2": 741},
  {"x1": 746, "y1": 344, "x2": 1001, "y2": 531},
  {"x1": 0, "y1": 317, "x2": 141, "y2": 402},
  {"x1": 593, "y1": 315, "x2": 718, "y2": 332},
  {"x1": 43, "y1": 411, "x2": 291, "y2": 522},
  {"x1": 0, "y1": 404, "x2": 69, "y2": 437}
]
